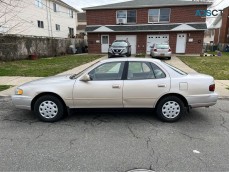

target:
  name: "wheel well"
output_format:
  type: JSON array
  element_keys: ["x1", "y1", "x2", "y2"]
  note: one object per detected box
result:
[
  {"x1": 31, "y1": 92, "x2": 67, "y2": 111},
  {"x1": 155, "y1": 93, "x2": 189, "y2": 108}
]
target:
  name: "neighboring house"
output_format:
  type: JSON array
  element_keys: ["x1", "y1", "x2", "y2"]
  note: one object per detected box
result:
[
  {"x1": 83, "y1": 0, "x2": 211, "y2": 54},
  {"x1": 76, "y1": 12, "x2": 87, "y2": 38},
  {"x1": 213, "y1": 7, "x2": 229, "y2": 46},
  {"x1": 0, "y1": 0, "x2": 78, "y2": 38}
]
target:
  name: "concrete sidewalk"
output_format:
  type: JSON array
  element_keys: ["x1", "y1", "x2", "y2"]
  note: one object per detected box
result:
[{"x1": 0, "y1": 56, "x2": 106, "y2": 96}]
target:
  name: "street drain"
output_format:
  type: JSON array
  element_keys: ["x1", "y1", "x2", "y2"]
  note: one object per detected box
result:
[{"x1": 126, "y1": 169, "x2": 155, "y2": 172}]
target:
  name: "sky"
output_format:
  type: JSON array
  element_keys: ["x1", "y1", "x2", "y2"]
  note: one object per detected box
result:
[{"x1": 62, "y1": 0, "x2": 129, "y2": 11}]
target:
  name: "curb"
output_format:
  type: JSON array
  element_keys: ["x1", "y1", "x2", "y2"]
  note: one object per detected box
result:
[
  {"x1": 218, "y1": 96, "x2": 229, "y2": 100},
  {"x1": 0, "y1": 96, "x2": 11, "y2": 100}
]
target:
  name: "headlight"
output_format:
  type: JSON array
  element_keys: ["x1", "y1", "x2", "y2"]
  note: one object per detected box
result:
[
  {"x1": 15, "y1": 88, "x2": 23, "y2": 95},
  {"x1": 108, "y1": 48, "x2": 113, "y2": 53},
  {"x1": 122, "y1": 48, "x2": 128, "y2": 53}
]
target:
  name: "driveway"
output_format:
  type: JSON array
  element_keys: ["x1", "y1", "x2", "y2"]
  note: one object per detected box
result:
[{"x1": 1, "y1": 97, "x2": 229, "y2": 171}]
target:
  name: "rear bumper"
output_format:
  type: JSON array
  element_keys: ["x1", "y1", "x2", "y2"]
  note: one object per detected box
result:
[
  {"x1": 186, "y1": 92, "x2": 218, "y2": 108},
  {"x1": 11, "y1": 95, "x2": 32, "y2": 110},
  {"x1": 152, "y1": 52, "x2": 172, "y2": 57}
]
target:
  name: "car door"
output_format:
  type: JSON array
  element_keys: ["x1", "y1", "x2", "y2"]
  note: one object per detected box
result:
[
  {"x1": 123, "y1": 61, "x2": 170, "y2": 108},
  {"x1": 73, "y1": 61, "x2": 125, "y2": 108}
]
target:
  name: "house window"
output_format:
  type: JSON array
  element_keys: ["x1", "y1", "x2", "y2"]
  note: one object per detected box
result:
[
  {"x1": 148, "y1": 8, "x2": 171, "y2": 23},
  {"x1": 35, "y1": 0, "x2": 42, "y2": 8},
  {"x1": 68, "y1": 10, "x2": 73, "y2": 18},
  {"x1": 56, "y1": 24, "x2": 60, "y2": 31},
  {"x1": 116, "y1": 10, "x2": 136, "y2": 24},
  {"x1": 37, "y1": 20, "x2": 44, "y2": 28},
  {"x1": 68, "y1": 27, "x2": 74, "y2": 38},
  {"x1": 53, "y1": 3, "x2": 59, "y2": 12}
]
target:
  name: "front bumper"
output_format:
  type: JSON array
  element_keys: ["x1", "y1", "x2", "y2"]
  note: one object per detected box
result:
[
  {"x1": 108, "y1": 52, "x2": 128, "y2": 57},
  {"x1": 12, "y1": 95, "x2": 33, "y2": 110},
  {"x1": 186, "y1": 92, "x2": 218, "y2": 108}
]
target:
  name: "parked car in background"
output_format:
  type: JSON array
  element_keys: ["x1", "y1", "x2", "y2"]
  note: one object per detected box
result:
[
  {"x1": 12, "y1": 58, "x2": 218, "y2": 123},
  {"x1": 108, "y1": 40, "x2": 131, "y2": 58},
  {"x1": 150, "y1": 43, "x2": 172, "y2": 60}
]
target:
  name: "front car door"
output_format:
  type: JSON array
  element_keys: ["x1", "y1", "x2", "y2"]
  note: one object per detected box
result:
[
  {"x1": 73, "y1": 61, "x2": 125, "y2": 108},
  {"x1": 123, "y1": 61, "x2": 170, "y2": 108}
]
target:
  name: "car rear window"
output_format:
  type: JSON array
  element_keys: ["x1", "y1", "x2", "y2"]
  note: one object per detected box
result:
[
  {"x1": 156, "y1": 44, "x2": 169, "y2": 49},
  {"x1": 163, "y1": 62, "x2": 187, "y2": 75},
  {"x1": 112, "y1": 42, "x2": 128, "y2": 46}
]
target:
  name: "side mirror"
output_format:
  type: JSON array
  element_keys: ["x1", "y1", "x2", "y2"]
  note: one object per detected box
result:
[{"x1": 80, "y1": 74, "x2": 91, "y2": 82}]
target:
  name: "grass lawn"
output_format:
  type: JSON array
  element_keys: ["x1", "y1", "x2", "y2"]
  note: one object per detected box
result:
[
  {"x1": 0, "y1": 55, "x2": 103, "y2": 77},
  {"x1": 178, "y1": 52, "x2": 229, "y2": 80},
  {"x1": 0, "y1": 85, "x2": 12, "y2": 92}
]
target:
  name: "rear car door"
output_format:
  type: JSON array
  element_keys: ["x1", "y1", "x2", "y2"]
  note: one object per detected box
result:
[{"x1": 123, "y1": 61, "x2": 170, "y2": 107}]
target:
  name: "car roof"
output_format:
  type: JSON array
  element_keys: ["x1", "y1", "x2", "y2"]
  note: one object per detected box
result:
[
  {"x1": 114, "y1": 40, "x2": 128, "y2": 42},
  {"x1": 155, "y1": 43, "x2": 169, "y2": 45},
  {"x1": 101, "y1": 57, "x2": 162, "y2": 63}
]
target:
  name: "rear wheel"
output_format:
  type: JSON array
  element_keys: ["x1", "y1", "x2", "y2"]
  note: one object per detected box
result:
[
  {"x1": 156, "y1": 96, "x2": 185, "y2": 122},
  {"x1": 168, "y1": 57, "x2": 171, "y2": 60},
  {"x1": 34, "y1": 95, "x2": 65, "y2": 122}
]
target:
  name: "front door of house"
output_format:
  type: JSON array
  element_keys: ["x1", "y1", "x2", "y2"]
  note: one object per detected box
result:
[
  {"x1": 176, "y1": 33, "x2": 187, "y2": 53},
  {"x1": 101, "y1": 35, "x2": 109, "y2": 53}
]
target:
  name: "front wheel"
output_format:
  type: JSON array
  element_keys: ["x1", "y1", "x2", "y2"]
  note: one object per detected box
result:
[
  {"x1": 156, "y1": 96, "x2": 185, "y2": 122},
  {"x1": 34, "y1": 95, "x2": 65, "y2": 122}
]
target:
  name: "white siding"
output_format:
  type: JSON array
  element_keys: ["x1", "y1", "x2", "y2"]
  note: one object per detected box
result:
[{"x1": 0, "y1": 0, "x2": 77, "y2": 38}]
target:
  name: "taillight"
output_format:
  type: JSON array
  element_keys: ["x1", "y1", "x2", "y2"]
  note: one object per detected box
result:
[
  {"x1": 168, "y1": 49, "x2": 171, "y2": 52},
  {"x1": 154, "y1": 49, "x2": 157, "y2": 52},
  {"x1": 209, "y1": 84, "x2": 215, "y2": 92}
]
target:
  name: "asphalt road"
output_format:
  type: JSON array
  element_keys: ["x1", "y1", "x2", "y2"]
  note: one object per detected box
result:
[{"x1": 0, "y1": 97, "x2": 229, "y2": 172}]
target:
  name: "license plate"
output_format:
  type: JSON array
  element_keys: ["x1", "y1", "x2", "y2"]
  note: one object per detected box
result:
[
  {"x1": 160, "y1": 54, "x2": 165, "y2": 56},
  {"x1": 115, "y1": 53, "x2": 119, "y2": 56}
]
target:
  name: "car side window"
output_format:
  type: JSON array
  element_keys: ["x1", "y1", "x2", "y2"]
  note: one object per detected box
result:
[
  {"x1": 150, "y1": 63, "x2": 166, "y2": 79},
  {"x1": 127, "y1": 62, "x2": 155, "y2": 80},
  {"x1": 88, "y1": 62, "x2": 124, "y2": 81}
]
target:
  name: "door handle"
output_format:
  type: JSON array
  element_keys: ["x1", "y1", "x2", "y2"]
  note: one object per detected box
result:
[
  {"x1": 158, "y1": 84, "x2": 166, "y2": 88},
  {"x1": 112, "y1": 85, "x2": 121, "y2": 89}
]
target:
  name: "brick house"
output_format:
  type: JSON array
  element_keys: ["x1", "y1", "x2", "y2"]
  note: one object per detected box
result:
[
  {"x1": 213, "y1": 7, "x2": 229, "y2": 46},
  {"x1": 83, "y1": 0, "x2": 211, "y2": 55}
]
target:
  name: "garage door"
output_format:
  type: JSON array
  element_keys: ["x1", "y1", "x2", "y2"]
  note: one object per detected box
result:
[
  {"x1": 116, "y1": 35, "x2": 136, "y2": 54},
  {"x1": 146, "y1": 34, "x2": 169, "y2": 54}
]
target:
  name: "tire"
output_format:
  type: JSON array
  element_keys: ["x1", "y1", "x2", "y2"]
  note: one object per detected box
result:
[
  {"x1": 34, "y1": 95, "x2": 65, "y2": 122},
  {"x1": 168, "y1": 57, "x2": 171, "y2": 60},
  {"x1": 156, "y1": 96, "x2": 185, "y2": 122}
]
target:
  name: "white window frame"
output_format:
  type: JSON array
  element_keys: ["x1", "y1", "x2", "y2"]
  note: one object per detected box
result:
[
  {"x1": 116, "y1": 10, "x2": 137, "y2": 24},
  {"x1": 68, "y1": 9, "x2": 73, "y2": 18},
  {"x1": 35, "y1": 0, "x2": 42, "y2": 8},
  {"x1": 148, "y1": 8, "x2": 171, "y2": 23},
  {"x1": 56, "y1": 24, "x2": 60, "y2": 31},
  {"x1": 37, "y1": 20, "x2": 44, "y2": 28},
  {"x1": 53, "y1": 3, "x2": 60, "y2": 12}
]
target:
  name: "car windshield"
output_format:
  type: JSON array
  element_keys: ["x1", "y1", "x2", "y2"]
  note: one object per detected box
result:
[
  {"x1": 163, "y1": 62, "x2": 187, "y2": 75},
  {"x1": 156, "y1": 44, "x2": 169, "y2": 49},
  {"x1": 70, "y1": 61, "x2": 100, "y2": 79},
  {"x1": 112, "y1": 41, "x2": 128, "y2": 47}
]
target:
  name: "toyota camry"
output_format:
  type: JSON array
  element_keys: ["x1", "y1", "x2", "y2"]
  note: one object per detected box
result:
[{"x1": 12, "y1": 58, "x2": 218, "y2": 122}]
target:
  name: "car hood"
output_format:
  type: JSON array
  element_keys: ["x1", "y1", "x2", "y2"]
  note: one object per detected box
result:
[{"x1": 20, "y1": 75, "x2": 72, "y2": 86}]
